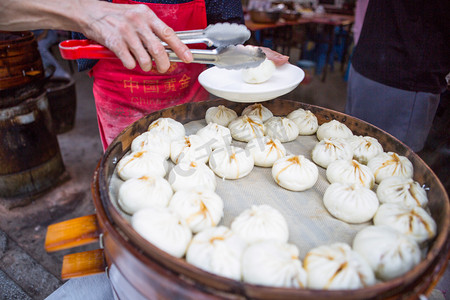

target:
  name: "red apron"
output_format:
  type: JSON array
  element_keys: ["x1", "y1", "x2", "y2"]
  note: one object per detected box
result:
[{"x1": 91, "y1": 0, "x2": 208, "y2": 149}]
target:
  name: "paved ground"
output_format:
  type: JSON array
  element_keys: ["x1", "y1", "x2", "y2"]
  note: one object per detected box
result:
[
  {"x1": 0, "y1": 69, "x2": 101, "y2": 300},
  {"x1": 0, "y1": 55, "x2": 448, "y2": 299}
]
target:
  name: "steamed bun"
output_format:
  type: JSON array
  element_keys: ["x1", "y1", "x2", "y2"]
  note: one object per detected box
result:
[{"x1": 242, "y1": 59, "x2": 276, "y2": 84}]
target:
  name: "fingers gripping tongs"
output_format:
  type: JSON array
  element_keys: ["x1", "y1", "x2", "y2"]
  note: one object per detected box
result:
[{"x1": 59, "y1": 23, "x2": 265, "y2": 69}]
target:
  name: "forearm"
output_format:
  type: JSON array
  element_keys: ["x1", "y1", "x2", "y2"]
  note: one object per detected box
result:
[
  {"x1": 0, "y1": 0, "x2": 91, "y2": 32},
  {"x1": 0, "y1": 0, "x2": 194, "y2": 72}
]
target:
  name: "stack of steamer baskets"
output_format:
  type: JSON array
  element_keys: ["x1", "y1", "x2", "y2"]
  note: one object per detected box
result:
[
  {"x1": 0, "y1": 31, "x2": 65, "y2": 201},
  {"x1": 0, "y1": 31, "x2": 45, "y2": 104},
  {"x1": 46, "y1": 99, "x2": 449, "y2": 300}
]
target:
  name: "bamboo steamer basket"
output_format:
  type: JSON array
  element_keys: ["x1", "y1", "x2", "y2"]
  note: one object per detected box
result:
[
  {"x1": 0, "y1": 31, "x2": 45, "y2": 107},
  {"x1": 0, "y1": 31, "x2": 44, "y2": 87},
  {"x1": 46, "y1": 99, "x2": 450, "y2": 299}
]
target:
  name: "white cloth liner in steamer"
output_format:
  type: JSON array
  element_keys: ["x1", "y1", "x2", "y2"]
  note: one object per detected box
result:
[{"x1": 109, "y1": 119, "x2": 370, "y2": 259}]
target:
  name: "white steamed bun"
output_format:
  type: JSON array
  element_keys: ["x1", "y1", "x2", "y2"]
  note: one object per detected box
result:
[
  {"x1": 205, "y1": 105, "x2": 237, "y2": 127},
  {"x1": 264, "y1": 116, "x2": 300, "y2": 143},
  {"x1": 147, "y1": 117, "x2": 185, "y2": 141},
  {"x1": 168, "y1": 161, "x2": 216, "y2": 192},
  {"x1": 241, "y1": 103, "x2": 273, "y2": 122},
  {"x1": 286, "y1": 108, "x2": 319, "y2": 135},
  {"x1": 242, "y1": 241, "x2": 307, "y2": 288},
  {"x1": 316, "y1": 120, "x2": 353, "y2": 141},
  {"x1": 304, "y1": 243, "x2": 375, "y2": 289},
  {"x1": 373, "y1": 203, "x2": 436, "y2": 243},
  {"x1": 246, "y1": 136, "x2": 286, "y2": 167},
  {"x1": 348, "y1": 135, "x2": 383, "y2": 165},
  {"x1": 186, "y1": 226, "x2": 246, "y2": 280},
  {"x1": 131, "y1": 206, "x2": 192, "y2": 258},
  {"x1": 323, "y1": 183, "x2": 379, "y2": 224},
  {"x1": 228, "y1": 115, "x2": 265, "y2": 142},
  {"x1": 169, "y1": 188, "x2": 224, "y2": 233},
  {"x1": 130, "y1": 131, "x2": 171, "y2": 159},
  {"x1": 170, "y1": 134, "x2": 212, "y2": 164},
  {"x1": 368, "y1": 152, "x2": 413, "y2": 183},
  {"x1": 117, "y1": 150, "x2": 168, "y2": 180},
  {"x1": 353, "y1": 225, "x2": 421, "y2": 281},
  {"x1": 272, "y1": 155, "x2": 318, "y2": 191},
  {"x1": 376, "y1": 176, "x2": 428, "y2": 207},
  {"x1": 311, "y1": 138, "x2": 353, "y2": 169},
  {"x1": 209, "y1": 146, "x2": 254, "y2": 179},
  {"x1": 196, "y1": 122, "x2": 232, "y2": 150},
  {"x1": 326, "y1": 159, "x2": 375, "y2": 188},
  {"x1": 242, "y1": 59, "x2": 276, "y2": 84},
  {"x1": 118, "y1": 175, "x2": 173, "y2": 215},
  {"x1": 231, "y1": 204, "x2": 289, "y2": 244}
]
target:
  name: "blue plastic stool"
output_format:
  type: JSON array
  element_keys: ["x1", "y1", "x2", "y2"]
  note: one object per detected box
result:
[{"x1": 297, "y1": 59, "x2": 316, "y2": 70}]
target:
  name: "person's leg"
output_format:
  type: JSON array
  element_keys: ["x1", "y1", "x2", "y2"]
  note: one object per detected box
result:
[
  {"x1": 345, "y1": 66, "x2": 439, "y2": 151},
  {"x1": 344, "y1": 65, "x2": 355, "y2": 114},
  {"x1": 345, "y1": 65, "x2": 413, "y2": 141},
  {"x1": 403, "y1": 92, "x2": 440, "y2": 151}
]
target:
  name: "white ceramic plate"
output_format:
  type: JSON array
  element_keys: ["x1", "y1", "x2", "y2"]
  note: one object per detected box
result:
[{"x1": 198, "y1": 63, "x2": 305, "y2": 103}]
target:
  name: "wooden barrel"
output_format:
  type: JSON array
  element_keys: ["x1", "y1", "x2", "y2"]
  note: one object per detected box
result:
[
  {"x1": 0, "y1": 91, "x2": 65, "y2": 200},
  {"x1": 0, "y1": 31, "x2": 45, "y2": 108},
  {"x1": 45, "y1": 77, "x2": 77, "y2": 134}
]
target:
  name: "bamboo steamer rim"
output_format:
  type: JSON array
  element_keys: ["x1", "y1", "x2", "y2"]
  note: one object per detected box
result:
[
  {"x1": 0, "y1": 31, "x2": 35, "y2": 46},
  {"x1": 96, "y1": 99, "x2": 450, "y2": 299}
]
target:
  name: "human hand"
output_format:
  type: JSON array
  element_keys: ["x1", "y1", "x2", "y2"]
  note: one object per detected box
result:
[
  {"x1": 259, "y1": 47, "x2": 289, "y2": 67},
  {"x1": 80, "y1": 0, "x2": 192, "y2": 72}
]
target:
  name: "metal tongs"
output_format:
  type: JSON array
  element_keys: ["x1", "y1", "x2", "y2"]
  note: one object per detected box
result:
[{"x1": 59, "y1": 23, "x2": 266, "y2": 69}]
